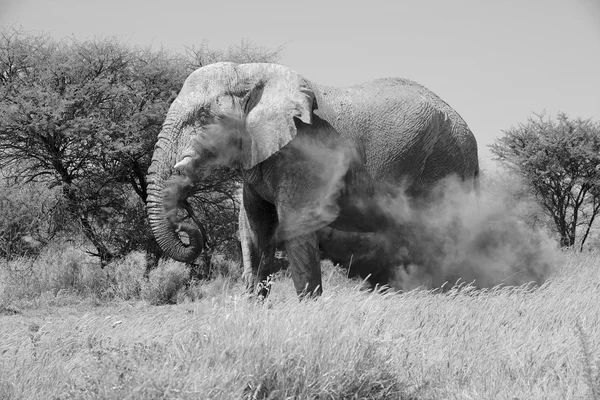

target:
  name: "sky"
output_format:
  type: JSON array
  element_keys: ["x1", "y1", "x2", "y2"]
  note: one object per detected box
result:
[{"x1": 2, "y1": 0, "x2": 599, "y2": 171}]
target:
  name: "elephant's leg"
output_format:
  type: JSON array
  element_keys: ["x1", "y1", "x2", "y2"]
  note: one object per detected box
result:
[
  {"x1": 239, "y1": 206, "x2": 257, "y2": 293},
  {"x1": 241, "y1": 243, "x2": 275, "y2": 297},
  {"x1": 254, "y1": 242, "x2": 276, "y2": 298},
  {"x1": 242, "y1": 227, "x2": 276, "y2": 297},
  {"x1": 284, "y1": 233, "x2": 322, "y2": 298},
  {"x1": 242, "y1": 188, "x2": 278, "y2": 297}
]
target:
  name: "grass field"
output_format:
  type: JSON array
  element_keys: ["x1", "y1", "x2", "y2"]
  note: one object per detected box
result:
[{"x1": 0, "y1": 250, "x2": 599, "y2": 399}]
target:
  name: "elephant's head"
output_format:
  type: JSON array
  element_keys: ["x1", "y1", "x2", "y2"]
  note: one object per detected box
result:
[{"x1": 146, "y1": 62, "x2": 316, "y2": 262}]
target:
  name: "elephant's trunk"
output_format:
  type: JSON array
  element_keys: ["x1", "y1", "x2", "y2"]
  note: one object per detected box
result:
[{"x1": 147, "y1": 130, "x2": 205, "y2": 263}]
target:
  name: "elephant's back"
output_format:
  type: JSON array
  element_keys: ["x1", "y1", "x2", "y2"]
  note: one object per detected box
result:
[
  {"x1": 314, "y1": 78, "x2": 474, "y2": 149},
  {"x1": 311, "y1": 80, "x2": 478, "y2": 189}
]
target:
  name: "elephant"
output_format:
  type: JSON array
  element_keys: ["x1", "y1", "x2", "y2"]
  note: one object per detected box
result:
[{"x1": 146, "y1": 62, "x2": 479, "y2": 299}]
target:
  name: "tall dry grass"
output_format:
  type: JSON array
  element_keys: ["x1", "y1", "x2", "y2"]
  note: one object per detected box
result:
[
  {"x1": 0, "y1": 251, "x2": 598, "y2": 399},
  {"x1": 0, "y1": 246, "x2": 209, "y2": 309}
]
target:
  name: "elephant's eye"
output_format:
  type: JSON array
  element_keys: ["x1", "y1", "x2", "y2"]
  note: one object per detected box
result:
[{"x1": 182, "y1": 106, "x2": 211, "y2": 129}]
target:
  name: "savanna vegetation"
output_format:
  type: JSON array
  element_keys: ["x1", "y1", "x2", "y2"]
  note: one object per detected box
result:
[
  {"x1": 1, "y1": 250, "x2": 599, "y2": 399},
  {"x1": 1, "y1": 26, "x2": 600, "y2": 399},
  {"x1": 0, "y1": 27, "x2": 281, "y2": 272},
  {"x1": 491, "y1": 113, "x2": 600, "y2": 250}
]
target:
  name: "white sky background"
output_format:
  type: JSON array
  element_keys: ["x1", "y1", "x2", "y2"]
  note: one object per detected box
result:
[{"x1": 1, "y1": 0, "x2": 599, "y2": 172}]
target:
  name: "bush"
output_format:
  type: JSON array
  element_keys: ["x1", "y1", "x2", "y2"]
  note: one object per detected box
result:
[
  {"x1": 0, "y1": 245, "x2": 100, "y2": 305},
  {"x1": 209, "y1": 253, "x2": 242, "y2": 279},
  {"x1": 0, "y1": 181, "x2": 66, "y2": 259},
  {"x1": 141, "y1": 260, "x2": 190, "y2": 305},
  {"x1": 0, "y1": 246, "x2": 245, "y2": 309},
  {"x1": 0, "y1": 246, "x2": 153, "y2": 305},
  {"x1": 103, "y1": 252, "x2": 148, "y2": 300}
]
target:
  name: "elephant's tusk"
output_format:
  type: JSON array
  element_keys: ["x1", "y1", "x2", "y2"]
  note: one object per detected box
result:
[{"x1": 174, "y1": 156, "x2": 192, "y2": 171}]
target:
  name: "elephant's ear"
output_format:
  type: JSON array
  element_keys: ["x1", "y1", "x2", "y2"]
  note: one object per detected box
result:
[{"x1": 240, "y1": 66, "x2": 315, "y2": 169}]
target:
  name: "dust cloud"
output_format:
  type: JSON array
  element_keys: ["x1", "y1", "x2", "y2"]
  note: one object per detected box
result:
[
  {"x1": 182, "y1": 113, "x2": 248, "y2": 172},
  {"x1": 163, "y1": 114, "x2": 247, "y2": 225},
  {"x1": 275, "y1": 131, "x2": 559, "y2": 291},
  {"x1": 162, "y1": 174, "x2": 194, "y2": 226},
  {"x1": 166, "y1": 113, "x2": 560, "y2": 290},
  {"x1": 382, "y1": 177, "x2": 560, "y2": 291},
  {"x1": 274, "y1": 132, "x2": 360, "y2": 241}
]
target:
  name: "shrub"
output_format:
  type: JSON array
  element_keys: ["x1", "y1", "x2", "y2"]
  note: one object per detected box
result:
[
  {"x1": 0, "y1": 181, "x2": 66, "y2": 260},
  {"x1": 103, "y1": 252, "x2": 147, "y2": 300},
  {"x1": 0, "y1": 244, "x2": 100, "y2": 304},
  {"x1": 209, "y1": 253, "x2": 242, "y2": 279},
  {"x1": 141, "y1": 260, "x2": 190, "y2": 305}
]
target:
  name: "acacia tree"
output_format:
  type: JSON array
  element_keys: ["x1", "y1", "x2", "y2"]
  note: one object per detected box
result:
[
  {"x1": 0, "y1": 28, "x2": 188, "y2": 263},
  {"x1": 490, "y1": 113, "x2": 600, "y2": 249},
  {"x1": 0, "y1": 27, "x2": 283, "y2": 268}
]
